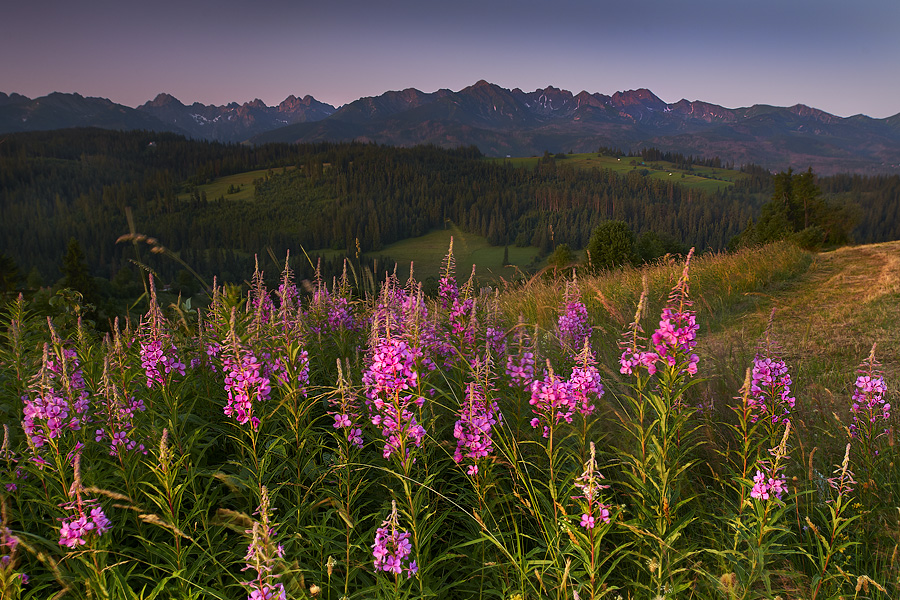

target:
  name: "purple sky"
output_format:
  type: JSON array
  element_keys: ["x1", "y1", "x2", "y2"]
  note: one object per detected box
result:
[{"x1": 3, "y1": 0, "x2": 898, "y2": 118}]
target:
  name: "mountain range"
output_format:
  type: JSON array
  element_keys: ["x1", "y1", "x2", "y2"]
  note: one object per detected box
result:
[{"x1": 3, "y1": 81, "x2": 900, "y2": 174}]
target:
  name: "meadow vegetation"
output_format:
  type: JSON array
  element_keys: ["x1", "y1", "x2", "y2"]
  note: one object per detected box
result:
[
  {"x1": 490, "y1": 152, "x2": 745, "y2": 194},
  {"x1": 1, "y1": 240, "x2": 897, "y2": 599}
]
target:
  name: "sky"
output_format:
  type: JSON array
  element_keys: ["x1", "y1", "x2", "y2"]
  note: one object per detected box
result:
[{"x1": 3, "y1": 0, "x2": 898, "y2": 118}]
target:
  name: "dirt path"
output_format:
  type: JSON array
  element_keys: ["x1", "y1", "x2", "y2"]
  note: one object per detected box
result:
[{"x1": 699, "y1": 241, "x2": 900, "y2": 409}]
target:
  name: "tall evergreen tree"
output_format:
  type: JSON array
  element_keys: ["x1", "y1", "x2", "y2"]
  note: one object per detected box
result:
[{"x1": 585, "y1": 220, "x2": 635, "y2": 271}]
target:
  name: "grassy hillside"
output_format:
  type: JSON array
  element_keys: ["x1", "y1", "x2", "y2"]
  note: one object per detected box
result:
[
  {"x1": 366, "y1": 224, "x2": 541, "y2": 282},
  {"x1": 491, "y1": 152, "x2": 747, "y2": 193},
  {"x1": 176, "y1": 166, "x2": 297, "y2": 202}
]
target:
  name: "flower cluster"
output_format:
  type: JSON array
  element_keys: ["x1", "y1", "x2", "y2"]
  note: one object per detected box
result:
[
  {"x1": 618, "y1": 280, "x2": 659, "y2": 376},
  {"x1": 620, "y1": 251, "x2": 699, "y2": 377},
  {"x1": 652, "y1": 249, "x2": 699, "y2": 374},
  {"x1": 748, "y1": 355, "x2": 795, "y2": 425},
  {"x1": 363, "y1": 336, "x2": 426, "y2": 462},
  {"x1": 485, "y1": 326, "x2": 507, "y2": 359},
  {"x1": 249, "y1": 267, "x2": 277, "y2": 329},
  {"x1": 750, "y1": 422, "x2": 791, "y2": 503},
  {"x1": 505, "y1": 319, "x2": 535, "y2": 389},
  {"x1": 242, "y1": 487, "x2": 286, "y2": 600},
  {"x1": 438, "y1": 239, "x2": 477, "y2": 351},
  {"x1": 651, "y1": 306, "x2": 699, "y2": 374},
  {"x1": 94, "y1": 396, "x2": 147, "y2": 457},
  {"x1": 22, "y1": 389, "x2": 72, "y2": 448},
  {"x1": 572, "y1": 442, "x2": 612, "y2": 529},
  {"x1": 452, "y1": 383, "x2": 502, "y2": 475},
  {"x1": 750, "y1": 468, "x2": 787, "y2": 502},
  {"x1": 328, "y1": 362, "x2": 364, "y2": 449},
  {"x1": 224, "y1": 351, "x2": 272, "y2": 430},
  {"x1": 47, "y1": 347, "x2": 90, "y2": 413},
  {"x1": 267, "y1": 347, "x2": 310, "y2": 397},
  {"x1": 23, "y1": 345, "x2": 90, "y2": 449},
  {"x1": 529, "y1": 351, "x2": 604, "y2": 438},
  {"x1": 850, "y1": 347, "x2": 890, "y2": 443},
  {"x1": 372, "y1": 501, "x2": 418, "y2": 579},
  {"x1": 619, "y1": 347, "x2": 660, "y2": 376},
  {"x1": 139, "y1": 340, "x2": 187, "y2": 388},
  {"x1": 59, "y1": 449, "x2": 112, "y2": 548},
  {"x1": 308, "y1": 288, "x2": 359, "y2": 334},
  {"x1": 438, "y1": 238, "x2": 459, "y2": 310},
  {"x1": 139, "y1": 276, "x2": 186, "y2": 388},
  {"x1": 568, "y1": 344, "x2": 603, "y2": 417},
  {"x1": 529, "y1": 370, "x2": 577, "y2": 438},
  {"x1": 506, "y1": 350, "x2": 535, "y2": 388},
  {"x1": 59, "y1": 501, "x2": 112, "y2": 547},
  {"x1": 94, "y1": 355, "x2": 147, "y2": 457},
  {"x1": 558, "y1": 299, "x2": 591, "y2": 351}
]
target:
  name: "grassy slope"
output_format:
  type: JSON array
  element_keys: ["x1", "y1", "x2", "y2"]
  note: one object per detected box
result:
[
  {"x1": 491, "y1": 152, "x2": 747, "y2": 193},
  {"x1": 699, "y1": 242, "x2": 900, "y2": 442},
  {"x1": 365, "y1": 224, "x2": 541, "y2": 282},
  {"x1": 176, "y1": 167, "x2": 296, "y2": 202}
]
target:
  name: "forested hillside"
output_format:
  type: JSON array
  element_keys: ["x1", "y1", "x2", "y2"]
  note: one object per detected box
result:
[{"x1": 1, "y1": 129, "x2": 899, "y2": 290}]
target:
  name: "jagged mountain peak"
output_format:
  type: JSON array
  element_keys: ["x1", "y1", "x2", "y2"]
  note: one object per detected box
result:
[
  {"x1": 4, "y1": 82, "x2": 899, "y2": 174},
  {"x1": 149, "y1": 92, "x2": 180, "y2": 105},
  {"x1": 610, "y1": 88, "x2": 665, "y2": 107}
]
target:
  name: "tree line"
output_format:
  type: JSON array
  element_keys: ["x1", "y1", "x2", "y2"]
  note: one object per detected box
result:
[{"x1": 1, "y1": 129, "x2": 899, "y2": 298}]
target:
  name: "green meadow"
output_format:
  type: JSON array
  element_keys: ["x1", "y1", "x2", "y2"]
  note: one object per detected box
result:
[
  {"x1": 492, "y1": 152, "x2": 746, "y2": 193},
  {"x1": 365, "y1": 224, "x2": 542, "y2": 282},
  {"x1": 176, "y1": 167, "x2": 297, "y2": 202}
]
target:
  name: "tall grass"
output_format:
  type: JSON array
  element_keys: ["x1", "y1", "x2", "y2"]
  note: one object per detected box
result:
[{"x1": 0, "y1": 241, "x2": 896, "y2": 599}]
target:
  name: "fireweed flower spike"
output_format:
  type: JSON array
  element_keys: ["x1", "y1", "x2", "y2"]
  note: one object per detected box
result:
[
  {"x1": 572, "y1": 442, "x2": 612, "y2": 529},
  {"x1": 452, "y1": 382, "x2": 502, "y2": 475},
  {"x1": 372, "y1": 500, "x2": 418, "y2": 579},
  {"x1": 363, "y1": 330, "x2": 426, "y2": 465},
  {"x1": 558, "y1": 279, "x2": 592, "y2": 353},
  {"x1": 328, "y1": 359, "x2": 364, "y2": 449},
  {"x1": 750, "y1": 422, "x2": 791, "y2": 503},
  {"x1": 222, "y1": 309, "x2": 272, "y2": 430},
  {"x1": 242, "y1": 487, "x2": 286, "y2": 600},
  {"x1": 138, "y1": 275, "x2": 186, "y2": 388},
  {"x1": 619, "y1": 275, "x2": 659, "y2": 376},
  {"x1": 748, "y1": 311, "x2": 795, "y2": 427},
  {"x1": 850, "y1": 344, "x2": 890, "y2": 445},
  {"x1": 94, "y1": 352, "x2": 147, "y2": 456},
  {"x1": 58, "y1": 449, "x2": 112, "y2": 548},
  {"x1": 505, "y1": 317, "x2": 536, "y2": 389},
  {"x1": 650, "y1": 248, "x2": 699, "y2": 375},
  {"x1": 22, "y1": 342, "x2": 89, "y2": 450},
  {"x1": 529, "y1": 364, "x2": 578, "y2": 438},
  {"x1": 568, "y1": 340, "x2": 604, "y2": 417}
]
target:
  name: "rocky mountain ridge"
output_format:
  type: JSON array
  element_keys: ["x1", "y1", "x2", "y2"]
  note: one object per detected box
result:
[{"x1": 2, "y1": 82, "x2": 899, "y2": 174}]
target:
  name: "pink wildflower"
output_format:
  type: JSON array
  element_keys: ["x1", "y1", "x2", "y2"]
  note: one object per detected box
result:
[{"x1": 372, "y1": 501, "x2": 418, "y2": 579}]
